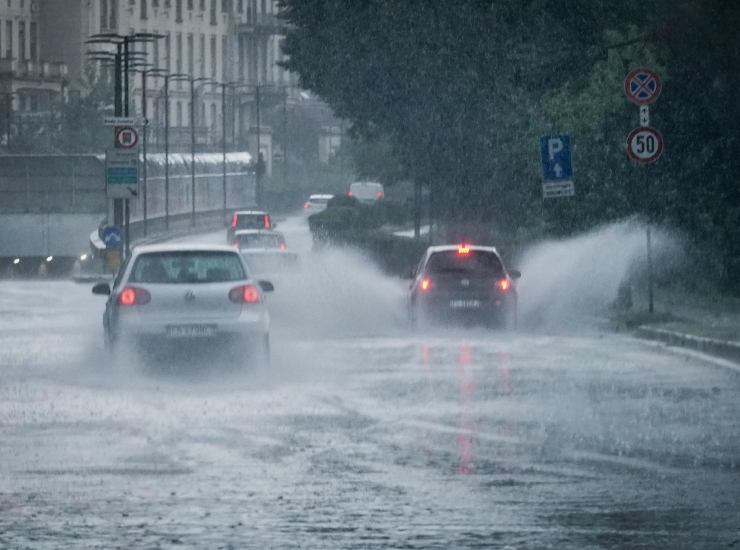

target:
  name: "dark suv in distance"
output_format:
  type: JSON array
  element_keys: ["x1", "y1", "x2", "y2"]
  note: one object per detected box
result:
[{"x1": 408, "y1": 244, "x2": 521, "y2": 328}]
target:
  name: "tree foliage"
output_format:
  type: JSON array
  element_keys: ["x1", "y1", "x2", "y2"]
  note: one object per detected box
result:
[{"x1": 280, "y1": 0, "x2": 740, "y2": 288}]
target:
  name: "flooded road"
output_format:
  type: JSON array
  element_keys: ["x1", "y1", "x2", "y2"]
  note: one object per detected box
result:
[{"x1": 1, "y1": 218, "x2": 739, "y2": 549}]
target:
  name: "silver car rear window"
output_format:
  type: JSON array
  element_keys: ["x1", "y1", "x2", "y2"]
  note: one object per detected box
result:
[
  {"x1": 130, "y1": 251, "x2": 247, "y2": 284},
  {"x1": 236, "y1": 233, "x2": 282, "y2": 248}
]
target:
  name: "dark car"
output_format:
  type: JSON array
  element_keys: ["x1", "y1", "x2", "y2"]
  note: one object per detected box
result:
[
  {"x1": 408, "y1": 244, "x2": 521, "y2": 328},
  {"x1": 226, "y1": 210, "x2": 273, "y2": 243}
]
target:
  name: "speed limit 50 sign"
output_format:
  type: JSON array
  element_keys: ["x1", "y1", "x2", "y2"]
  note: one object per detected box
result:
[{"x1": 626, "y1": 126, "x2": 663, "y2": 164}]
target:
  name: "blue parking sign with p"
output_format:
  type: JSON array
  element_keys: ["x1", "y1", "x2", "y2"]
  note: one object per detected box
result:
[{"x1": 540, "y1": 134, "x2": 572, "y2": 181}]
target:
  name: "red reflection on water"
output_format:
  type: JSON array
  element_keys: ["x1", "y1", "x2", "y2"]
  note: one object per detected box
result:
[{"x1": 457, "y1": 344, "x2": 476, "y2": 475}]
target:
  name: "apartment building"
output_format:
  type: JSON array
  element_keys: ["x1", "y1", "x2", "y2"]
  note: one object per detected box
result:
[{"x1": 0, "y1": 0, "x2": 67, "y2": 148}]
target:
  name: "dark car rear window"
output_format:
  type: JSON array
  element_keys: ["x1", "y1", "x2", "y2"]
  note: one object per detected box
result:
[
  {"x1": 130, "y1": 251, "x2": 247, "y2": 284},
  {"x1": 426, "y1": 250, "x2": 503, "y2": 277},
  {"x1": 237, "y1": 214, "x2": 271, "y2": 229}
]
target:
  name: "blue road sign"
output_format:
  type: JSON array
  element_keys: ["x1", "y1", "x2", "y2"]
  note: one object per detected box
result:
[
  {"x1": 101, "y1": 225, "x2": 123, "y2": 249},
  {"x1": 540, "y1": 134, "x2": 573, "y2": 182}
]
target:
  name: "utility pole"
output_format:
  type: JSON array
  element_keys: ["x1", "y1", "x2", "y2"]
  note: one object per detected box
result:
[
  {"x1": 221, "y1": 82, "x2": 228, "y2": 216},
  {"x1": 164, "y1": 74, "x2": 170, "y2": 231},
  {"x1": 255, "y1": 84, "x2": 262, "y2": 208},
  {"x1": 190, "y1": 77, "x2": 196, "y2": 227}
]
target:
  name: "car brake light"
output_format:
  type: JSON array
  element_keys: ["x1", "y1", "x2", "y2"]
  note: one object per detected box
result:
[
  {"x1": 230, "y1": 213, "x2": 238, "y2": 228},
  {"x1": 347, "y1": 191, "x2": 353, "y2": 197},
  {"x1": 497, "y1": 278, "x2": 511, "y2": 292},
  {"x1": 419, "y1": 277, "x2": 432, "y2": 292},
  {"x1": 118, "y1": 287, "x2": 151, "y2": 306},
  {"x1": 279, "y1": 243, "x2": 286, "y2": 251},
  {"x1": 458, "y1": 244, "x2": 471, "y2": 255},
  {"x1": 375, "y1": 191, "x2": 383, "y2": 199},
  {"x1": 263, "y1": 215, "x2": 271, "y2": 228},
  {"x1": 232, "y1": 241, "x2": 240, "y2": 249},
  {"x1": 229, "y1": 284, "x2": 262, "y2": 304},
  {"x1": 303, "y1": 202, "x2": 310, "y2": 209}
]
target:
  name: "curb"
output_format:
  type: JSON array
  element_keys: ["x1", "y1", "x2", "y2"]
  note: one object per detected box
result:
[{"x1": 636, "y1": 325, "x2": 740, "y2": 364}]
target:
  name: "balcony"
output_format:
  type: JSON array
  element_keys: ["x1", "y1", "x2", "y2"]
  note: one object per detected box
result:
[{"x1": 0, "y1": 59, "x2": 68, "y2": 81}]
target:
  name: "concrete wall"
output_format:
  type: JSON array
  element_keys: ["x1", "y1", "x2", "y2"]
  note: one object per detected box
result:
[{"x1": 0, "y1": 213, "x2": 103, "y2": 257}]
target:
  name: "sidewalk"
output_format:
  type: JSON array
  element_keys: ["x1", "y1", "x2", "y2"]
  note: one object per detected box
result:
[{"x1": 619, "y1": 287, "x2": 740, "y2": 364}]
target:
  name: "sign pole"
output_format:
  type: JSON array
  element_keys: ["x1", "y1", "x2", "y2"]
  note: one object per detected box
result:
[{"x1": 624, "y1": 67, "x2": 662, "y2": 315}]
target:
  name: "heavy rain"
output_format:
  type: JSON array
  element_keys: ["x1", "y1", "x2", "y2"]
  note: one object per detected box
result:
[{"x1": 1, "y1": 1, "x2": 739, "y2": 549}]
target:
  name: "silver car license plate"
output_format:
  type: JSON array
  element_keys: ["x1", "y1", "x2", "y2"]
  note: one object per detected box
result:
[
  {"x1": 449, "y1": 299, "x2": 481, "y2": 309},
  {"x1": 166, "y1": 324, "x2": 216, "y2": 338}
]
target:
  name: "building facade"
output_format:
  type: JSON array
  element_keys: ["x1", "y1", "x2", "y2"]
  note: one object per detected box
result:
[
  {"x1": 40, "y1": 0, "x2": 298, "y2": 151},
  {"x1": 0, "y1": 0, "x2": 67, "y2": 150}
]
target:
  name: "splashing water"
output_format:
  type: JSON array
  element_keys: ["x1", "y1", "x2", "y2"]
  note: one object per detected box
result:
[{"x1": 516, "y1": 219, "x2": 677, "y2": 327}]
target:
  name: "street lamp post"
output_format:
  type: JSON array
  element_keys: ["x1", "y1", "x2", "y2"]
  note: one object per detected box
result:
[
  {"x1": 171, "y1": 74, "x2": 214, "y2": 227},
  {"x1": 86, "y1": 32, "x2": 162, "y2": 257},
  {"x1": 137, "y1": 67, "x2": 168, "y2": 236}
]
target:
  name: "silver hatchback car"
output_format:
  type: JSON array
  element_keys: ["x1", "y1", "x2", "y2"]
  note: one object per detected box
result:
[{"x1": 92, "y1": 244, "x2": 273, "y2": 366}]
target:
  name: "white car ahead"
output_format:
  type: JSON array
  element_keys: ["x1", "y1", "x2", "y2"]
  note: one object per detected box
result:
[
  {"x1": 232, "y1": 229, "x2": 299, "y2": 275},
  {"x1": 92, "y1": 243, "x2": 273, "y2": 366},
  {"x1": 302, "y1": 194, "x2": 334, "y2": 215}
]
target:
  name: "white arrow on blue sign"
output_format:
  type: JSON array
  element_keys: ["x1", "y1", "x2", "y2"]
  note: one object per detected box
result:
[
  {"x1": 539, "y1": 134, "x2": 575, "y2": 198},
  {"x1": 540, "y1": 134, "x2": 573, "y2": 181},
  {"x1": 101, "y1": 225, "x2": 123, "y2": 249}
]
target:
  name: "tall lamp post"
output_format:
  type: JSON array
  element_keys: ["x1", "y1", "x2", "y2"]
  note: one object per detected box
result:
[
  {"x1": 171, "y1": 74, "x2": 214, "y2": 226},
  {"x1": 213, "y1": 81, "x2": 252, "y2": 218},
  {"x1": 86, "y1": 32, "x2": 162, "y2": 258},
  {"x1": 135, "y1": 67, "x2": 169, "y2": 236}
]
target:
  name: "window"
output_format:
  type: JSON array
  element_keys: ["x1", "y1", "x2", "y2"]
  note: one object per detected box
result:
[
  {"x1": 210, "y1": 102, "x2": 216, "y2": 130},
  {"x1": 164, "y1": 33, "x2": 171, "y2": 72},
  {"x1": 153, "y1": 39, "x2": 159, "y2": 69},
  {"x1": 130, "y1": 252, "x2": 246, "y2": 284},
  {"x1": 187, "y1": 33, "x2": 193, "y2": 74},
  {"x1": 176, "y1": 32, "x2": 182, "y2": 73},
  {"x1": 175, "y1": 0, "x2": 182, "y2": 21},
  {"x1": 176, "y1": 101, "x2": 182, "y2": 126},
  {"x1": 110, "y1": 0, "x2": 117, "y2": 28},
  {"x1": 5, "y1": 21, "x2": 11, "y2": 58},
  {"x1": 210, "y1": 35, "x2": 216, "y2": 78},
  {"x1": 238, "y1": 0, "x2": 242, "y2": 13},
  {"x1": 200, "y1": 0, "x2": 205, "y2": 9},
  {"x1": 222, "y1": 0, "x2": 228, "y2": 13},
  {"x1": 199, "y1": 34, "x2": 205, "y2": 76},
  {"x1": 426, "y1": 251, "x2": 504, "y2": 277},
  {"x1": 140, "y1": 0, "x2": 147, "y2": 19},
  {"x1": 100, "y1": 0, "x2": 108, "y2": 29},
  {"x1": 18, "y1": 21, "x2": 25, "y2": 61},
  {"x1": 210, "y1": 0, "x2": 216, "y2": 24},
  {"x1": 222, "y1": 35, "x2": 228, "y2": 79},
  {"x1": 29, "y1": 22, "x2": 36, "y2": 60},
  {"x1": 153, "y1": 0, "x2": 159, "y2": 6},
  {"x1": 187, "y1": 0, "x2": 193, "y2": 9}
]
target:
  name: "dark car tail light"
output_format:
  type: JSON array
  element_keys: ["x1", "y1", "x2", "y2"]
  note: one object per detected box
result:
[
  {"x1": 419, "y1": 277, "x2": 432, "y2": 292},
  {"x1": 229, "y1": 284, "x2": 262, "y2": 304},
  {"x1": 118, "y1": 287, "x2": 151, "y2": 306},
  {"x1": 497, "y1": 278, "x2": 511, "y2": 292}
]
